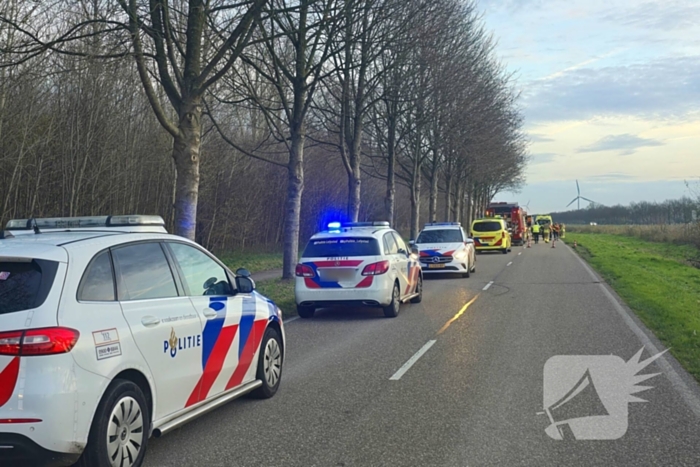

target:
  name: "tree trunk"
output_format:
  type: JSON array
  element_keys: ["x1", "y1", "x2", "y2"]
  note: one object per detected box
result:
[
  {"x1": 384, "y1": 116, "x2": 396, "y2": 225},
  {"x1": 172, "y1": 99, "x2": 202, "y2": 240},
  {"x1": 410, "y1": 156, "x2": 421, "y2": 240},
  {"x1": 348, "y1": 167, "x2": 361, "y2": 222},
  {"x1": 283, "y1": 127, "x2": 305, "y2": 279},
  {"x1": 428, "y1": 154, "x2": 439, "y2": 222},
  {"x1": 444, "y1": 171, "x2": 452, "y2": 222}
]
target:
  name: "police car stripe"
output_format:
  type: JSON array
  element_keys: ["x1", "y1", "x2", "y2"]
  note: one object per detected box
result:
[
  {"x1": 0, "y1": 357, "x2": 19, "y2": 407},
  {"x1": 201, "y1": 297, "x2": 227, "y2": 369},
  {"x1": 226, "y1": 319, "x2": 268, "y2": 390},
  {"x1": 186, "y1": 324, "x2": 239, "y2": 407},
  {"x1": 237, "y1": 296, "x2": 257, "y2": 359}
]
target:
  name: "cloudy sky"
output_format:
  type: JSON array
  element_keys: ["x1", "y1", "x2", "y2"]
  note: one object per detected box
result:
[{"x1": 480, "y1": 0, "x2": 700, "y2": 214}]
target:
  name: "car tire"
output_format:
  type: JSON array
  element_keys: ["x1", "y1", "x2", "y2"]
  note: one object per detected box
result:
[
  {"x1": 462, "y1": 267, "x2": 470, "y2": 278},
  {"x1": 297, "y1": 305, "x2": 315, "y2": 318},
  {"x1": 410, "y1": 275, "x2": 423, "y2": 303},
  {"x1": 76, "y1": 379, "x2": 149, "y2": 467},
  {"x1": 250, "y1": 326, "x2": 283, "y2": 399},
  {"x1": 383, "y1": 282, "x2": 401, "y2": 318}
]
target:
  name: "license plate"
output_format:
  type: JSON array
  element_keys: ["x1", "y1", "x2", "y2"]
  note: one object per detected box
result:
[{"x1": 428, "y1": 264, "x2": 446, "y2": 269}]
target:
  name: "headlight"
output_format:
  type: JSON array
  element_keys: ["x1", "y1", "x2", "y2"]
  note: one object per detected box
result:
[{"x1": 454, "y1": 250, "x2": 468, "y2": 260}]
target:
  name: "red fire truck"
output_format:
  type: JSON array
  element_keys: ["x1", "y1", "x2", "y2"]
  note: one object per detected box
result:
[{"x1": 485, "y1": 202, "x2": 528, "y2": 246}]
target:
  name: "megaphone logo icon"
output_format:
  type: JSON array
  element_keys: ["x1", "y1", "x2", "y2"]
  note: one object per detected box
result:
[{"x1": 542, "y1": 348, "x2": 666, "y2": 440}]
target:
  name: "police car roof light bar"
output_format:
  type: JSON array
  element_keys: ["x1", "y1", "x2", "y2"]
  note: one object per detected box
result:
[
  {"x1": 5, "y1": 215, "x2": 166, "y2": 231},
  {"x1": 425, "y1": 222, "x2": 460, "y2": 226},
  {"x1": 342, "y1": 221, "x2": 390, "y2": 228}
]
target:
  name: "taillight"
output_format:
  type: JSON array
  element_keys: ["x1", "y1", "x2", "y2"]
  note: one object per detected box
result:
[
  {"x1": 295, "y1": 264, "x2": 315, "y2": 278},
  {"x1": 0, "y1": 328, "x2": 79, "y2": 356},
  {"x1": 362, "y1": 260, "x2": 390, "y2": 276}
]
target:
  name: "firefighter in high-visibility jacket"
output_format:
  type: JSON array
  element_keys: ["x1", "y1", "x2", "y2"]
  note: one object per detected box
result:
[
  {"x1": 532, "y1": 223, "x2": 541, "y2": 244},
  {"x1": 543, "y1": 223, "x2": 551, "y2": 243},
  {"x1": 561, "y1": 224, "x2": 566, "y2": 239}
]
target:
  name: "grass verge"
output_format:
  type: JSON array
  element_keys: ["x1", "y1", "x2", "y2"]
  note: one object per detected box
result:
[
  {"x1": 218, "y1": 251, "x2": 283, "y2": 274},
  {"x1": 563, "y1": 233, "x2": 700, "y2": 381},
  {"x1": 256, "y1": 278, "x2": 296, "y2": 319}
]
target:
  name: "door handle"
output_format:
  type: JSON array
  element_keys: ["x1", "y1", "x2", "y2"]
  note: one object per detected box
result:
[
  {"x1": 141, "y1": 316, "x2": 161, "y2": 327},
  {"x1": 202, "y1": 308, "x2": 218, "y2": 319}
]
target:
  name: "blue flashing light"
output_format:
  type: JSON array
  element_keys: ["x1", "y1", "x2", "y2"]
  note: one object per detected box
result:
[{"x1": 328, "y1": 222, "x2": 342, "y2": 230}]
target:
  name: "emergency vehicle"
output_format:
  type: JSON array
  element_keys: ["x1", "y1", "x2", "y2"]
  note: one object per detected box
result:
[
  {"x1": 470, "y1": 217, "x2": 512, "y2": 254},
  {"x1": 413, "y1": 222, "x2": 476, "y2": 278},
  {"x1": 485, "y1": 202, "x2": 528, "y2": 245},
  {"x1": 295, "y1": 222, "x2": 422, "y2": 318},
  {"x1": 0, "y1": 215, "x2": 285, "y2": 467}
]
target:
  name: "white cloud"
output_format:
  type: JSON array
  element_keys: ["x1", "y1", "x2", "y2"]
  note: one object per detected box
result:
[{"x1": 577, "y1": 134, "x2": 664, "y2": 155}]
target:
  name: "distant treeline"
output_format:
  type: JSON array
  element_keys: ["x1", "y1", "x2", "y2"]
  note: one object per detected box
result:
[{"x1": 551, "y1": 197, "x2": 699, "y2": 225}]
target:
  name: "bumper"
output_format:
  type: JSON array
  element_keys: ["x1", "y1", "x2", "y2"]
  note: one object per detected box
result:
[
  {"x1": 474, "y1": 244, "x2": 506, "y2": 251},
  {"x1": 0, "y1": 433, "x2": 79, "y2": 467},
  {"x1": 420, "y1": 261, "x2": 469, "y2": 273},
  {"x1": 295, "y1": 276, "x2": 394, "y2": 307}
]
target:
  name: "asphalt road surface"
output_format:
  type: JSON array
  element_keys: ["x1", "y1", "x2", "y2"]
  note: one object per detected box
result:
[{"x1": 145, "y1": 241, "x2": 700, "y2": 466}]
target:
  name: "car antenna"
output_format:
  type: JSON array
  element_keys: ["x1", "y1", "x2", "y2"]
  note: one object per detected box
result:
[{"x1": 30, "y1": 218, "x2": 41, "y2": 234}]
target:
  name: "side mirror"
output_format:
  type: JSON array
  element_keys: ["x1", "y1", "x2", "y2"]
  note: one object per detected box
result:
[
  {"x1": 410, "y1": 245, "x2": 420, "y2": 255},
  {"x1": 203, "y1": 277, "x2": 217, "y2": 290},
  {"x1": 235, "y1": 268, "x2": 251, "y2": 278},
  {"x1": 408, "y1": 240, "x2": 415, "y2": 246},
  {"x1": 465, "y1": 238, "x2": 474, "y2": 244},
  {"x1": 235, "y1": 276, "x2": 255, "y2": 294}
]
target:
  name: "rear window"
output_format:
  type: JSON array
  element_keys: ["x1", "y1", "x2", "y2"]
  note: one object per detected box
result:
[
  {"x1": 303, "y1": 237, "x2": 380, "y2": 257},
  {"x1": 0, "y1": 259, "x2": 59, "y2": 314},
  {"x1": 472, "y1": 221, "x2": 503, "y2": 232},
  {"x1": 417, "y1": 229, "x2": 463, "y2": 243}
]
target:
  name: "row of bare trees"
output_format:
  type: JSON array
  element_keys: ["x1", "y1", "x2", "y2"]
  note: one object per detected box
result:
[{"x1": 1, "y1": 0, "x2": 527, "y2": 277}]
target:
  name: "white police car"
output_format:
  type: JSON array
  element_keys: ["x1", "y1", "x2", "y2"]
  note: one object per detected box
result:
[
  {"x1": 0, "y1": 215, "x2": 285, "y2": 467},
  {"x1": 294, "y1": 222, "x2": 422, "y2": 318},
  {"x1": 413, "y1": 222, "x2": 476, "y2": 277}
]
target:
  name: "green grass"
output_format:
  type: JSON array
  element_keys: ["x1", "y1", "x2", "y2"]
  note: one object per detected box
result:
[
  {"x1": 563, "y1": 233, "x2": 700, "y2": 381},
  {"x1": 218, "y1": 251, "x2": 283, "y2": 274},
  {"x1": 256, "y1": 278, "x2": 296, "y2": 318}
]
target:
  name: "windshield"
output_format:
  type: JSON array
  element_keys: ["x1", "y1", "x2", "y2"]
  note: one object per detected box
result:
[
  {"x1": 416, "y1": 229, "x2": 463, "y2": 243},
  {"x1": 472, "y1": 222, "x2": 503, "y2": 233},
  {"x1": 302, "y1": 237, "x2": 380, "y2": 257},
  {"x1": 0, "y1": 259, "x2": 58, "y2": 314}
]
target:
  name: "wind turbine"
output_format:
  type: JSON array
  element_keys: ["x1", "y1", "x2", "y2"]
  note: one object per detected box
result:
[{"x1": 566, "y1": 180, "x2": 595, "y2": 210}]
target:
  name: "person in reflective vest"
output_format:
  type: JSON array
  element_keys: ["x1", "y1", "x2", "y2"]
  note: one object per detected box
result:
[
  {"x1": 532, "y1": 223, "x2": 540, "y2": 244},
  {"x1": 543, "y1": 223, "x2": 551, "y2": 243}
]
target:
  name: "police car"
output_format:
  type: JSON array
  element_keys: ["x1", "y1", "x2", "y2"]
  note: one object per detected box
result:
[
  {"x1": 294, "y1": 222, "x2": 422, "y2": 318},
  {"x1": 412, "y1": 222, "x2": 476, "y2": 277},
  {"x1": 0, "y1": 215, "x2": 285, "y2": 467}
]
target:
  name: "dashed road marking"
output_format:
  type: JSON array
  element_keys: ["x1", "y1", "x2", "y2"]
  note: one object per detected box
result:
[
  {"x1": 390, "y1": 340, "x2": 437, "y2": 380},
  {"x1": 483, "y1": 281, "x2": 493, "y2": 291},
  {"x1": 507, "y1": 262, "x2": 513, "y2": 266}
]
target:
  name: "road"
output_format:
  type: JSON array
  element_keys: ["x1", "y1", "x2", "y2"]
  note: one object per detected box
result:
[{"x1": 145, "y1": 242, "x2": 700, "y2": 466}]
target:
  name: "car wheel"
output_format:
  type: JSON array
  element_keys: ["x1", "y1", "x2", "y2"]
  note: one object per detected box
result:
[
  {"x1": 410, "y1": 275, "x2": 423, "y2": 303},
  {"x1": 77, "y1": 379, "x2": 149, "y2": 467},
  {"x1": 250, "y1": 326, "x2": 283, "y2": 399},
  {"x1": 297, "y1": 305, "x2": 315, "y2": 318},
  {"x1": 462, "y1": 266, "x2": 470, "y2": 278},
  {"x1": 383, "y1": 282, "x2": 400, "y2": 318}
]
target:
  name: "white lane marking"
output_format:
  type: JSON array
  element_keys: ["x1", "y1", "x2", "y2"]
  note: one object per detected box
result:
[
  {"x1": 566, "y1": 243, "x2": 700, "y2": 418},
  {"x1": 507, "y1": 262, "x2": 513, "y2": 266},
  {"x1": 390, "y1": 340, "x2": 437, "y2": 381},
  {"x1": 518, "y1": 252, "x2": 522, "y2": 256},
  {"x1": 482, "y1": 281, "x2": 493, "y2": 291},
  {"x1": 285, "y1": 316, "x2": 300, "y2": 324}
]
